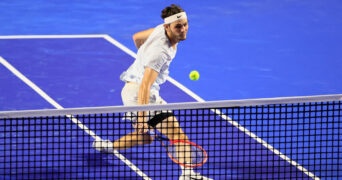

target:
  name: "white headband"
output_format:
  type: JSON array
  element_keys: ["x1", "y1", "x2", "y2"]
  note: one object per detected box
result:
[{"x1": 164, "y1": 12, "x2": 187, "y2": 24}]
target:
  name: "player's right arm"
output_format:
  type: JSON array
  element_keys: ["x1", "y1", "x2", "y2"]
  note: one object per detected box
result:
[
  {"x1": 132, "y1": 28, "x2": 154, "y2": 49},
  {"x1": 136, "y1": 67, "x2": 159, "y2": 134}
]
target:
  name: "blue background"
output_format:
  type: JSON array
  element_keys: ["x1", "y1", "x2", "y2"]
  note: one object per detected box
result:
[
  {"x1": 1, "y1": 0, "x2": 341, "y2": 103},
  {"x1": 0, "y1": 1, "x2": 341, "y2": 179}
]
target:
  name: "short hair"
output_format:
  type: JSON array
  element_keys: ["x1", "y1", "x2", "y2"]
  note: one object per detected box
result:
[{"x1": 161, "y1": 4, "x2": 185, "y2": 19}]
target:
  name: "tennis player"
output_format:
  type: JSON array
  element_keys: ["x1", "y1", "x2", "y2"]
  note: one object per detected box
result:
[{"x1": 93, "y1": 4, "x2": 212, "y2": 180}]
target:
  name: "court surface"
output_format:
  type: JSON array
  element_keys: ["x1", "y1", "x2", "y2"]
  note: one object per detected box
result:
[
  {"x1": 0, "y1": 35, "x2": 319, "y2": 180},
  {"x1": 1, "y1": 1, "x2": 341, "y2": 179}
]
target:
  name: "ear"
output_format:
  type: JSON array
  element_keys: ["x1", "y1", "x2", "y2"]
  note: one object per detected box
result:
[{"x1": 163, "y1": 24, "x2": 170, "y2": 31}]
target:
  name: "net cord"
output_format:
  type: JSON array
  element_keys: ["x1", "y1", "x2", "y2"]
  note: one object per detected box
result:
[{"x1": 1, "y1": 94, "x2": 341, "y2": 119}]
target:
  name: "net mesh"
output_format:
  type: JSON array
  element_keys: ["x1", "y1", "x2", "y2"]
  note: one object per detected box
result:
[{"x1": 0, "y1": 95, "x2": 341, "y2": 180}]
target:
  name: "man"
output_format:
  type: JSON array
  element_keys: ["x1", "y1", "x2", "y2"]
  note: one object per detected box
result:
[{"x1": 93, "y1": 4, "x2": 212, "y2": 180}]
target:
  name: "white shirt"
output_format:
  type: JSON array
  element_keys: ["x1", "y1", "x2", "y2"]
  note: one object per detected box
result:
[{"x1": 120, "y1": 24, "x2": 177, "y2": 92}]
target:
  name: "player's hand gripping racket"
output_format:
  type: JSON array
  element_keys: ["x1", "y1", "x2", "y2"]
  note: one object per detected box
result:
[{"x1": 148, "y1": 129, "x2": 208, "y2": 168}]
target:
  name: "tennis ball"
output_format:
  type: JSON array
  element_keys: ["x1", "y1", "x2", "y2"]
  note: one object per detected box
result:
[{"x1": 189, "y1": 70, "x2": 200, "y2": 81}]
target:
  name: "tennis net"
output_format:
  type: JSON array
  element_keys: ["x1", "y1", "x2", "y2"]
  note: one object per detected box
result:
[{"x1": 0, "y1": 94, "x2": 341, "y2": 180}]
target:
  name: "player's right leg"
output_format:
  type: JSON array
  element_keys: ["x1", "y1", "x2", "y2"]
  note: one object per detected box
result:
[
  {"x1": 155, "y1": 116, "x2": 213, "y2": 180},
  {"x1": 155, "y1": 115, "x2": 191, "y2": 163}
]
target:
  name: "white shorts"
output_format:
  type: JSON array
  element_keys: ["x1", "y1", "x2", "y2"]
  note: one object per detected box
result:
[
  {"x1": 121, "y1": 83, "x2": 166, "y2": 106},
  {"x1": 121, "y1": 83, "x2": 170, "y2": 125}
]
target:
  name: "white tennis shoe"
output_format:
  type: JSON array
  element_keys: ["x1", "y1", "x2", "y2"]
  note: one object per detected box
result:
[
  {"x1": 179, "y1": 169, "x2": 213, "y2": 180},
  {"x1": 92, "y1": 139, "x2": 114, "y2": 153}
]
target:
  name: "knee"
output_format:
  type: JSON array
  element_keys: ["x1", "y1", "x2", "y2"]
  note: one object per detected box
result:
[
  {"x1": 137, "y1": 134, "x2": 154, "y2": 145},
  {"x1": 173, "y1": 132, "x2": 189, "y2": 141}
]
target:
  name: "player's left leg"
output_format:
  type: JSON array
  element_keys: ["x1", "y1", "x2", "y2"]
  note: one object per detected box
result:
[
  {"x1": 93, "y1": 132, "x2": 153, "y2": 153},
  {"x1": 113, "y1": 131, "x2": 153, "y2": 150}
]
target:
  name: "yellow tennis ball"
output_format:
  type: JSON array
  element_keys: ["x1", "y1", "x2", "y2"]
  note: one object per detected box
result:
[{"x1": 189, "y1": 70, "x2": 200, "y2": 81}]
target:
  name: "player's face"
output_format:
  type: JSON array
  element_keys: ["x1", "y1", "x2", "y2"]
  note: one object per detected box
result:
[{"x1": 167, "y1": 19, "x2": 189, "y2": 42}]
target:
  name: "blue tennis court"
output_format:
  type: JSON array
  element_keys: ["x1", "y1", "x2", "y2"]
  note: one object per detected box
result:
[{"x1": 1, "y1": 1, "x2": 341, "y2": 179}]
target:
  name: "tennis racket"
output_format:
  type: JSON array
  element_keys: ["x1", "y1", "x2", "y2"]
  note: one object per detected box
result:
[{"x1": 148, "y1": 130, "x2": 208, "y2": 168}]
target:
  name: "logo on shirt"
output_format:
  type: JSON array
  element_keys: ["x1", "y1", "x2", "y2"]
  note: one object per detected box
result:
[{"x1": 177, "y1": 15, "x2": 182, "y2": 18}]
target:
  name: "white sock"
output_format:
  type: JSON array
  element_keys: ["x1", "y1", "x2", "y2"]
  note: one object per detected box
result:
[{"x1": 181, "y1": 164, "x2": 194, "y2": 173}]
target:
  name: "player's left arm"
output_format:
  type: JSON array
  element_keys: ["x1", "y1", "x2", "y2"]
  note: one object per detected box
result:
[{"x1": 132, "y1": 28, "x2": 154, "y2": 49}]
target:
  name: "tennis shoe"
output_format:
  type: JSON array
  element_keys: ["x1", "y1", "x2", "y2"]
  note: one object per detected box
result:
[
  {"x1": 179, "y1": 169, "x2": 213, "y2": 180},
  {"x1": 92, "y1": 139, "x2": 114, "y2": 153}
]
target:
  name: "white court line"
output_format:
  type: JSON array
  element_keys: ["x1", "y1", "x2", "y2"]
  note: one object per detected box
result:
[
  {"x1": 0, "y1": 34, "x2": 107, "y2": 39},
  {"x1": 0, "y1": 55, "x2": 151, "y2": 180},
  {"x1": 0, "y1": 34, "x2": 319, "y2": 179}
]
